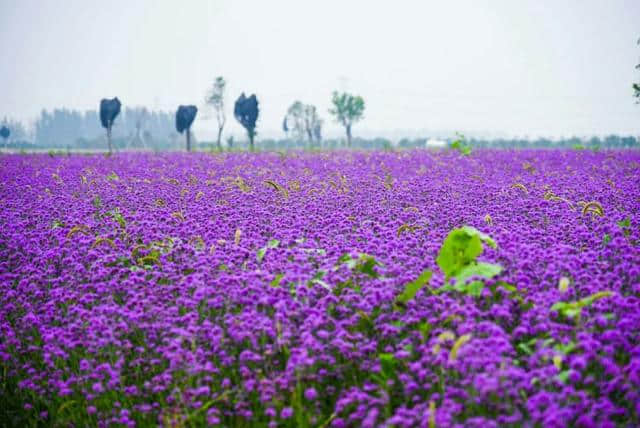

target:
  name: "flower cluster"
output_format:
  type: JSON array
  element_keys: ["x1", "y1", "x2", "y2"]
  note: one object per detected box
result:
[{"x1": 0, "y1": 149, "x2": 639, "y2": 427}]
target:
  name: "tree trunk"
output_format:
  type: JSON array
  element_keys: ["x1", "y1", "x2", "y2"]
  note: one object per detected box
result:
[
  {"x1": 186, "y1": 128, "x2": 191, "y2": 152},
  {"x1": 346, "y1": 123, "x2": 352, "y2": 148},
  {"x1": 107, "y1": 126, "x2": 113, "y2": 154},
  {"x1": 307, "y1": 131, "x2": 314, "y2": 148},
  {"x1": 248, "y1": 132, "x2": 255, "y2": 152},
  {"x1": 216, "y1": 126, "x2": 223, "y2": 151}
]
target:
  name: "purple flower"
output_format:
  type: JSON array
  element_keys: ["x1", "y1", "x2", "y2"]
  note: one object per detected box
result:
[
  {"x1": 281, "y1": 407, "x2": 293, "y2": 419},
  {"x1": 304, "y1": 387, "x2": 318, "y2": 401}
]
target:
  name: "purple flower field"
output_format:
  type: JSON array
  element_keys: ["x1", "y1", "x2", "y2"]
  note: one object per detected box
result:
[{"x1": 1, "y1": 150, "x2": 639, "y2": 427}]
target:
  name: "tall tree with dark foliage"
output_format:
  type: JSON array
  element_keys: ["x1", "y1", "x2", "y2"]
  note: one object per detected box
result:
[
  {"x1": 99, "y1": 97, "x2": 122, "y2": 154},
  {"x1": 234, "y1": 93, "x2": 259, "y2": 151},
  {"x1": 175, "y1": 105, "x2": 198, "y2": 152}
]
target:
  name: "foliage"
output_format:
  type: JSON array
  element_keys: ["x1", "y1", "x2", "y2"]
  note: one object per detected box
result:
[
  {"x1": 394, "y1": 270, "x2": 433, "y2": 309},
  {"x1": 551, "y1": 291, "x2": 614, "y2": 321},
  {"x1": 450, "y1": 132, "x2": 471, "y2": 155},
  {"x1": 436, "y1": 226, "x2": 502, "y2": 297},
  {"x1": 1, "y1": 151, "x2": 638, "y2": 427},
  {"x1": 234, "y1": 93, "x2": 259, "y2": 150},
  {"x1": 328, "y1": 91, "x2": 365, "y2": 146}
]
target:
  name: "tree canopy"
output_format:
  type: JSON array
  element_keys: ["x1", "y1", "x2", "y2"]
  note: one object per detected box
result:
[
  {"x1": 329, "y1": 91, "x2": 365, "y2": 146},
  {"x1": 234, "y1": 93, "x2": 259, "y2": 150}
]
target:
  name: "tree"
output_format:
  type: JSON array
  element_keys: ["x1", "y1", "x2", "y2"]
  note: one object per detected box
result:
[
  {"x1": 303, "y1": 104, "x2": 323, "y2": 145},
  {"x1": 286, "y1": 101, "x2": 306, "y2": 141},
  {"x1": 99, "y1": 97, "x2": 122, "y2": 154},
  {"x1": 205, "y1": 76, "x2": 227, "y2": 150},
  {"x1": 282, "y1": 116, "x2": 289, "y2": 139},
  {"x1": 234, "y1": 93, "x2": 259, "y2": 151},
  {"x1": 329, "y1": 91, "x2": 365, "y2": 147},
  {"x1": 634, "y1": 38, "x2": 640, "y2": 103},
  {"x1": 131, "y1": 108, "x2": 148, "y2": 149},
  {"x1": 285, "y1": 101, "x2": 323, "y2": 146},
  {"x1": 0, "y1": 126, "x2": 9, "y2": 149},
  {"x1": 175, "y1": 105, "x2": 198, "y2": 151}
]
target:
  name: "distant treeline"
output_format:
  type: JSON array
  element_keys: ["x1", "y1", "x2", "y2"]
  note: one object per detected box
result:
[
  {"x1": 396, "y1": 135, "x2": 639, "y2": 150},
  {"x1": 0, "y1": 109, "x2": 638, "y2": 151},
  {"x1": 2, "y1": 108, "x2": 179, "y2": 150}
]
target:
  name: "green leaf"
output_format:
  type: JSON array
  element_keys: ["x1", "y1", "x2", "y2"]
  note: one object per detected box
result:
[
  {"x1": 436, "y1": 229, "x2": 483, "y2": 278},
  {"x1": 379, "y1": 353, "x2": 397, "y2": 379},
  {"x1": 617, "y1": 217, "x2": 631, "y2": 228},
  {"x1": 257, "y1": 239, "x2": 280, "y2": 262},
  {"x1": 454, "y1": 262, "x2": 502, "y2": 286},
  {"x1": 338, "y1": 253, "x2": 381, "y2": 277},
  {"x1": 460, "y1": 226, "x2": 497, "y2": 249},
  {"x1": 551, "y1": 291, "x2": 613, "y2": 320},
  {"x1": 554, "y1": 341, "x2": 577, "y2": 355},
  {"x1": 356, "y1": 254, "x2": 380, "y2": 278},
  {"x1": 106, "y1": 171, "x2": 120, "y2": 181},
  {"x1": 517, "y1": 343, "x2": 534, "y2": 355},
  {"x1": 437, "y1": 227, "x2": 497, "y2": 279},
  {"x1": 556, "y1": 370, "x2": 570, "y2": 384},
  {"x1": 550, "y1": 301, "x2": 569, "y2": 312},
  {"x1": 311, "y1": 279, "x2": 331, "y2": 290},
  {"x1": 465, "y1": 280, "x2": 485, "y2": 297},
  {"x1": 579, "y1": 290, "x2": 613, "y2": 306},
  {"x1": 418, "y1": 322, "x2": 432, "y2": 340},
  {"x1": 270, "y1": 273, "x2": 284, "y2": 288},
  {"x1": 267, "y1": 239, "x2": 280, "y2": 248},
  {"x1": 395, "y1": 270, "x2": 433, "y2": 307}
]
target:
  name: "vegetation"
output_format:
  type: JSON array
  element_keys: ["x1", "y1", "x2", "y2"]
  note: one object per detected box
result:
[
  {"x1": 99, "y1": 97, "x2": 122, "y2": 154},
  {"x1": 284, "y1": 101, "x2": 323, "y2": 147},
  {"x1": 175, "y1": 105, "x2": 198, "y2": 152},
  {"x1": 328, "y1": 91, "x2": 365, "y2": 147},
  {"x1": 233, "y1": 93, "x2": 259, "y2": 151},
  {"x1": 205, "y1": 76, "x2": 227, "y2": 150},
  {"x1": 1, "y1": 150, "x2": 638, "y2": 426}
]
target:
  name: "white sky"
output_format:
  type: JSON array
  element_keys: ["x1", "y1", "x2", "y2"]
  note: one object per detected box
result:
[{"x1": 1, "y1": 0, "x2": 639, "y2": 139}]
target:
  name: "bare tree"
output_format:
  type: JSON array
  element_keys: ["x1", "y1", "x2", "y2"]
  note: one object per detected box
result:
[
  {"x1": 205, "y1": 77, "x2": 227, "y2": 150},
  {"x1": 285, "y1": 101, "x2": 323, "y2": 146},
  {"x1": 634, "y1": 38, "x2": 640, "y2": 103}
]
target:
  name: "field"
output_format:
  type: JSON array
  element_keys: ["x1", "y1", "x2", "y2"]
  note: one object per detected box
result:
[{"x1": 1, "y1": 150, "x2": 639, "y2": 427}]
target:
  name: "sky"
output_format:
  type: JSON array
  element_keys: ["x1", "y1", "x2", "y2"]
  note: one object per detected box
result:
[{"x1": 1, "y1": 0, "x2": 639, "y2": 140}]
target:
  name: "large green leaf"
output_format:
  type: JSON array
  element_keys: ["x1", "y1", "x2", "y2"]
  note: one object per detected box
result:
[
  {"x1": 454, "y1": 262, "x2": 502, "y2": 287},
  {"x1": 436, "y1": 229, "x2": 483, "y2": 278},
  {"x1": 460, "y1": 226, "x2": 497, "y2": 248}
]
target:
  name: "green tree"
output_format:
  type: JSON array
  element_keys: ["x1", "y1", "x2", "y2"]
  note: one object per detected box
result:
[
  {"x1": 205, "y1": 76, "x2": 227, "y2": 150},
  {"x1": 329, "y1": 91, "x2": 364, "y2": 147}
]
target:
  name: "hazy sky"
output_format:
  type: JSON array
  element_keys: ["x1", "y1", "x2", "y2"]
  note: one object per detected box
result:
[{"x1": 1, "y1": 0, "x2": 639, "y2": 139}]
